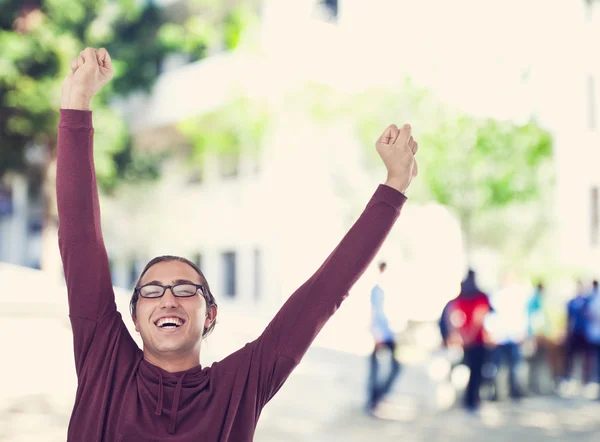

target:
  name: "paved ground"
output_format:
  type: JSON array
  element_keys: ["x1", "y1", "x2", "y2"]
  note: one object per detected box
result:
[
  {"x1": 255, "y1": 347, "x2": 600, "y2": 442},
  {"x1": 2, "y1": 339, "x2": 600, "y2": 442}
]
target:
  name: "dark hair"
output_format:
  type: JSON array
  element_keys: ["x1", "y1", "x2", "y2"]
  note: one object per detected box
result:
[
  {"x1": 130, "y1": 255, "x2": 218, "y2": 337},
  {"x1": 379, "y1": 262, "x2": 387, "y2": 272},
  {"x1": 593, "y1": 280, "x2": 599, "y2": 289},
  {"x1": 460, "y1": 268, "x2": 481, "y2": 297}
]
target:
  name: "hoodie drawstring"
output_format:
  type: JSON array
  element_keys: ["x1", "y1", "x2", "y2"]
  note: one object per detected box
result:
[
  {"x1": 155, "y1": 370, "x2": 164, "y2": 416},
  {"x1": 168, "y1": 372, "x2": 186, "y2": 434}
]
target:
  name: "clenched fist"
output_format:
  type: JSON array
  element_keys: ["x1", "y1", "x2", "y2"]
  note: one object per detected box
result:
[
  {"x1": 376, "y1": 124, "x2": 419, "y2": 194},
  {"x1": 61, "y1": 47, "x2": 114, "y2": 110}
]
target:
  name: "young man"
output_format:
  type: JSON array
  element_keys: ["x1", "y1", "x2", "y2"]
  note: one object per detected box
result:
[
  {"x1": 485, "y1": 271, "x2": 527, "y2": 400},
  {"x1": 527, "y1": 282, "x2": 565, "y2": 393},
  {"x1": 58, "y1": 48, "x2": 419, "y2": 441},
  {"x1": 367, "y1": 261, "x2": 402, "y2": 415},
  {"x1": 448, "y1": 269, "x2": 492, "y2": 412},
  {"x1": 584, "y1": 280, "x2": 600, "y2": 394},
  {"x1": 564, "y1": 280, "x2": 593, "y2": 384}
]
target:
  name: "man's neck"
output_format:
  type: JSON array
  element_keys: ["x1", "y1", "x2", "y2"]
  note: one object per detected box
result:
[{"x1": 143, "y1": 351, "x2": 201, "y2": 373}]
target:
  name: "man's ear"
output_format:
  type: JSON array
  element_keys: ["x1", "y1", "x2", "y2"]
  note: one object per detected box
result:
[
  {"x1": 132, "y1": 315, "x2": 140, "y2": 333},
  {"x1": 205, "y1": 305, "x2": 217, "y2": 328}
]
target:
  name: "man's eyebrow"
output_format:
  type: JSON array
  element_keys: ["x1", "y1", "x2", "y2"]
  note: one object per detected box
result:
[
  {"x1": 173, "y1": 279, "x2": 201, "y2": 285},
  {"x1": 140, "y1": 279, "x2": 203, "y2": 286}
]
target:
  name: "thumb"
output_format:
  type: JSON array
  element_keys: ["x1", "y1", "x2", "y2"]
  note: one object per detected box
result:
[
  {"x1": 98, "y1": 48, "x2": 113, "y2": 70},
  {"x1": 377, "y1": 124, "x2": 399, "y2": 145},
  {"x1": 393, "y1": 124, "x2": 412, "y2": 148}
]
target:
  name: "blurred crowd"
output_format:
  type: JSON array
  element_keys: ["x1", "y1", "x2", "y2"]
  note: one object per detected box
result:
[{"x1": 439, "y1": 270, "x2": 600, "y2": 412}]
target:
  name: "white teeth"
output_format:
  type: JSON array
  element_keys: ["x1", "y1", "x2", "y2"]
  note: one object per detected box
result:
[{"x1": 156, "y1": 317, "x2": 183, "y2": 327}]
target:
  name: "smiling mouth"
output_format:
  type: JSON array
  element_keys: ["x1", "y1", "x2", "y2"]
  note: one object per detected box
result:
[{"x1": 154, "y1": 317, "x2": 185, "y2": 330}]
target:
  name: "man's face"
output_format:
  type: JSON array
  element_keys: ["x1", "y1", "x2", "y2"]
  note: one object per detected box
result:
[{"x1": 133, "y1": 260, "x2": 214, "y2": 357}]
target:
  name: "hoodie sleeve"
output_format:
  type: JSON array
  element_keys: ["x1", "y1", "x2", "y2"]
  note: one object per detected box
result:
[
  {"x1": 56, "y1": 109, "x2": 122, "y2": 376},
  {"x1": 247, "y1": 184, "x2": 406, "y2": 407}
]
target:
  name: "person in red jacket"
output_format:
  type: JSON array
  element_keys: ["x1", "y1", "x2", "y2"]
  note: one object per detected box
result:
[
  {"x1": 448, "y1": 269, "x2": 492, "y2": 412},
  {"x1": 57, "y1": 47, "x2": 420, "y2": 441}
]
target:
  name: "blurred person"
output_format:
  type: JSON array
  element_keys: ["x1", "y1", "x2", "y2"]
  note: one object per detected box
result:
[
  {"x1": 584, "y1": 280, "x2": 600, "y2": 391},
  {"x1": 485, "y1": 272, "x2": 528, "y2": 400},
  {"x1": 57, "y1": 48, "x2": 420, "y2": 441},
  {"x1": 440, "y1": 296, "x2": 456, "y2": 347},
  {"x1": 448, "y1": 269, "x2": 492, "y2": 412},
  {"x1": 527, "y1": 282, "x2": 565, "y2": 393},
  {"x1": 564, "y1": 280, "x2": 593, "y2": 385},
  {"x1": 366, "y1": 262, "x2": 402, "y2": 415}
]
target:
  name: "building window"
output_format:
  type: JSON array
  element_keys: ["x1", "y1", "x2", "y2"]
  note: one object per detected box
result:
[
  {"x1": 313, "y1": 0, "x2": 338, "y2": 22},
  {"x1": 129, "y1": 258, "x2": 140, "y2": 289},
  {"x1": 585, "y1": 2, "x2": 593, "y2": 21},
  {"x1": 222, "y1": 251, "x2": 237, "y2": 297},
  {"x1": 254, "y1": 248, "x2": 262, "y2": 300},
  {"x1": 0, "y1": 183, "x2": 13, "y2": 217},
  {"x1": 588, "y1": 76, "x2": 596, "y2": 131},
  {"x1": 187, "y1": 167, "x2": 204, "y2": 185},
  {"x1": 219, "y1": 153, "x2": 240, "y2": 178},
  {"x1": 194, "y1": 252, "x2": 203, "y2": 270},
  {"x1": 592, "y1": 187, "x2": 599, "y2": 247},
  {"x1": 109, "y1": 257, "x2": 116, "y2": 283}
]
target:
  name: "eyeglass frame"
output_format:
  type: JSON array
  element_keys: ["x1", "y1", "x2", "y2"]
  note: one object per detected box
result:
[{"x1": 134, "y1": 283, "x2": 207, "y2": 300}]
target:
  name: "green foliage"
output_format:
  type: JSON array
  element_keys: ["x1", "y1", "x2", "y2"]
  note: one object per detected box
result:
[
  {"x1": 348, "y1": 81, "x2": 554, "y2": 258},
  {"x1": 0, "y1": 0, "x2": 167, "y2": 187},
  {"x1": 416, "y1": 113, "x2": 554, "y2": 261},
  {"x1": 177, "y1": 96, "x2": 269, "y2": 165},
  {"x1": 157, "y1": 17, "x2": 216, "y2": 63},
  {"x1": 419, "y1": 115, "x2": 553, "y2": 215},
  {"x1": 223, "y1": 4, "x2": 257, "y2": 50},
  {"x1": 351, "y1": 81, "x2": 440, "y2": 171},
  {"x1": 282, "y1": 82, "x2": 349, "y2": 124},
  {"x1": 0, "y1": 0, "x2": 259, "y2": 191}
]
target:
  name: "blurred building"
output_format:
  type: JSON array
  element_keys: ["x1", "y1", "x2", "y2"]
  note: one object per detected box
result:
[
  {"x1": 106, "y1": 0, "x2": 357, "y2": 313},
  {"x1": 1, "y1": 0, "x2": 598, "y2": 315},
  {"x1": 538, "y1": 1, "x2": 600, "y2": 276},
  {"x1": 112, "y1": 0, "x2": 600, "y2": 303},
  {"x1": 110, "y1": 0, "x2": 469, "y2": 319}
]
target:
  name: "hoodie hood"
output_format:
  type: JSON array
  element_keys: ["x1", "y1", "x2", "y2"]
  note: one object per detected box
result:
[{"x1": 139, "y1": 359, "x2": 210, "y2": 434}]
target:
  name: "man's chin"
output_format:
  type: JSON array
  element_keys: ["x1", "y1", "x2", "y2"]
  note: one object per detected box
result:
[
  {"x1": 141, "y1": 330, "x2": 201, "y2": 354},
  {"x1": 142, "y1": 333, "x2": 185, "y2": 352},
  {"x1": 155, "y1": 345, "x2": 186, "y2": 354},
  {"x1": 153, "y1": 336, "x2": 188, "y2": 352}
]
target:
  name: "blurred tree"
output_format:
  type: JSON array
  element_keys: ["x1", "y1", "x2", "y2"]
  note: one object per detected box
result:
[
  {"x1": 177, "y1": 95, "x2": 269, "y2": 176},
  {"x1": 418, "y1": 115, "x2": 553, "y2": 260},
  {"x1": 0, "y1": 0, "x2": 258, "y2": 270},
  {"x1": 350, "y1": 85, "x2": 553, "y2": 265}
]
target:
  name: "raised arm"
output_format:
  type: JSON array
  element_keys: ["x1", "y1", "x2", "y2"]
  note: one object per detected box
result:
[
  {"x1": 57, "y1": 48, "x2": 117, "y2": 373},
  {"x1": 244, "y1": 123, "x2": 419, "y2": 406}
]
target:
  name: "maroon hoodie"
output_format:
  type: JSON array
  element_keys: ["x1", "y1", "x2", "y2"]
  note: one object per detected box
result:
[{"x1": 57, "y1": 109, "x2": 406, "y2": 441}]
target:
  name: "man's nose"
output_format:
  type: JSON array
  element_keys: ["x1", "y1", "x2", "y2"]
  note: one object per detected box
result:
[{"x1": 159, "y1": 287, "x2": 180, "y2": 307}]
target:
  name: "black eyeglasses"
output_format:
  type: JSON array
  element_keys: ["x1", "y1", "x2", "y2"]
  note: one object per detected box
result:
[{"x1": 135, "y1": 283, "x2": 206, "y2": 299}]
